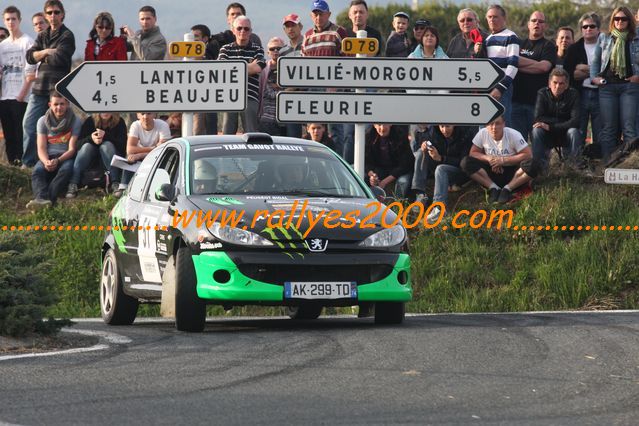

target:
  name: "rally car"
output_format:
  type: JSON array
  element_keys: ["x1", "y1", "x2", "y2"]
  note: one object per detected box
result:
[{"x1": 100, "y1": 133, "x2": 411, "y2": 332}]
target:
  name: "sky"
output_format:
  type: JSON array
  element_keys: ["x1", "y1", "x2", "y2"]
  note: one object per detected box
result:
[{"x1": 13, "y1": 0, "x2": 444, "y2": 59}]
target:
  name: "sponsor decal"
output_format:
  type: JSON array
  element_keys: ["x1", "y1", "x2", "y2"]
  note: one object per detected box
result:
[{"x1": 200, "y1": 242, "x2": 223, "y2": 250}]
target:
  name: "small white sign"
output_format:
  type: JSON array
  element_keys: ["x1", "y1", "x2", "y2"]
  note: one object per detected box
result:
[{"x1": 604, "y1": 168, "x2": 639, "y2": 185}]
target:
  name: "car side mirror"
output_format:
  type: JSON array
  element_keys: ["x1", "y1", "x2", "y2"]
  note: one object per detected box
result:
[
  {"x1": 370, "y1": 185, "x2": 386, "y2": 202},
  {"x1": 155, "y1": 183, "x2": 176, "y2": 202}
]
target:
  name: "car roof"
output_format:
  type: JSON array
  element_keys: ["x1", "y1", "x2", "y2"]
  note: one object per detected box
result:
[{"x1": 174, "y1": 133, "x2": 319, "y2": 148}]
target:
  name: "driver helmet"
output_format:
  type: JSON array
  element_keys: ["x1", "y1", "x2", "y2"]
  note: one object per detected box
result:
[
  {"x1": 193, "y1": 159, "x2": 218, "y2": 194},
  {"x1": 275, "y1": 157, "x2": 309, "y2": 188}
]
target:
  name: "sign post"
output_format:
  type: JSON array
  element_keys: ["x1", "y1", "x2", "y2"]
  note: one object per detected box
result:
[
  {"x1": 181, "y1": 32, "x2": 195, "y2": 138},
  {"x1": 353, "y1": 30, "x2": 368, "y2": 179}
]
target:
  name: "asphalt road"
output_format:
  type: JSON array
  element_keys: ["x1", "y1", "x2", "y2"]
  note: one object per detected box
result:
[{"x1": 1, "y1": 312, "x2": 638, "y2": 425}]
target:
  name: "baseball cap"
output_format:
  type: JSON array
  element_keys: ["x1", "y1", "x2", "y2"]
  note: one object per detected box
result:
[
  {"x1": 312, "y1": 0, "x2": 330, "y2": 12},
  {"x1": 283, "y1": 13, "x2": 301, "y2": 25},
  {"x1": 393, "y1": 11, "x2": 410, "y2": 20},
  {"x1": 415, "y1": 18, "x2": 431, "y2": 27}
]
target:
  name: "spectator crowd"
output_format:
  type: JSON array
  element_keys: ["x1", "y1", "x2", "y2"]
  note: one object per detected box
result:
[{"x1": 0, "y1": 0, "x2": 637, "y2": 219}]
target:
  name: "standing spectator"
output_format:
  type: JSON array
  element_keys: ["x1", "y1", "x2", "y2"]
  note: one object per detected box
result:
[
  {"x1": 258, "y1": 37, "x2": 286, "y2": 136},
  {"x1": 0, "y1": 27, "x2": 8, "y2": 41},
  {"x1": 531, "y1": 68, "x2": 581, "y2": 169},
  {"x1": 410, "y1": 19, "x2": 430, "y2": 53},
  {"x1": 408, "y1": 25, "x2": 447, "y2": 59},
  {"x1": 32, "y1": 12, "x2": 48, "y2": 34},
  {"x1": 461, "y1": 115, "x2": 540, "y2": 204},
  {"x1": 484, "y1": 5, "x2": 519, "y2": 126},
  {"x1": 385, "y1": 11, "x2": 410, "y2": 57},
  {"x1": 27, "y1": 91, "x2": 79, "y2": 209},
  {"x1": 212, "y1": 3, "x2": 262, "y2": 48},
  {"x1": 84, "y1": 11, "x2": 127, "y2": 61},
  {"x1": 218, "y1": 16, "x2": 265, "y2": 134},
  {"x1": 0, "y1": 6, "x2": 35, "y2": 165},
  {"x1": 191, "y1": 24, "x2": 219, "y2": 135},
  {"x1": 66, "y1": 113, "x2": 127, "y2": 198},
  {"x1": 590, "y1": 6, "x2": 639, "y2": 162},
  {"x1": 555, "y1": 27, "x2": 574, "y2": 67},
  {"x1": 347, "y1": 0, "x2": 383, "y2": 56},
  {"x1": 304, "y1": 123, "x2": 336, "y2": 150},
  {"x1": 122, "y1": 5, "x2": 166, "y2": 60},
  {"x1": 280, "y1": 13, "x2": 304, "y2": 138},
  {"x1": 564, "y1": 13, "x2": 602, "y2": 154},
  {"x1": 22, "y1": 0, "x2": 75, "y2": 168},
  {"x1": 365, "y1": 123, "x2": 414, "y2": 199},
  {"x1": 512, "y1": 11, "x2": 557, "y2": 141},
  {"x1": 447, "y1": 8, "x2": 487, "y2": 58}
]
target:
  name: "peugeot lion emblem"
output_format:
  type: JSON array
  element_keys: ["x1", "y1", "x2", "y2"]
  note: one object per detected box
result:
[{"x1": 306, "y1": 238, "x2": 328, "y2": 252}]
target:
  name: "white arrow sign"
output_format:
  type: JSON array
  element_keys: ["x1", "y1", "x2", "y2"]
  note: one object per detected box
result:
[
  {"x1": 56, "y1": 60, "x2": 247, "y2": 113},
  {"x1": 278, "y1": 57, "x2": 505, "y2": 91},
  {"x1": 277, "y1": 92, "x2": 504, "y2": 125}
]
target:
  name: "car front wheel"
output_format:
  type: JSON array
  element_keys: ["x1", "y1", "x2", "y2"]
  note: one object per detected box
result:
[
  {"x1": 175, "y1": 246, "x2": 206, "y2": 332},
  {"x1": 100, "y1": 248, "x2": 138, "y2": 325}
]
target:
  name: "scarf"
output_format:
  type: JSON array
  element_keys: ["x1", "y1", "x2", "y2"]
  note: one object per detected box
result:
[
  {"x1": 610, "y1": 28, "x2": 628, "y2": 78},
  {"x1": 44, "y1": 106, "x2": 75, "y2": 135}
]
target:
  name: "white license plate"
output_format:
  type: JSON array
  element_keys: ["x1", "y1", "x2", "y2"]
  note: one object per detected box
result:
[{"x1": 284, "y1": 282, "x2": 357, "y2": 300}]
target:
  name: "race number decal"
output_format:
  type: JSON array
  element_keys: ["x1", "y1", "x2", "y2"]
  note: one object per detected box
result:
[{"x1": 138, "y1": 214, "x2": 161, "y2": 282}]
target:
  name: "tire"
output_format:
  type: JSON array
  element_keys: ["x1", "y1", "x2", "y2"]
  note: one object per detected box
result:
[
  {"x1": 374, "y1": 302, "x2": 405, "y2": 325},
  {"x1": 287, "y1": 304, "x2": 323, "y2": 320},
  {"x1": 100, "y1": 248, "x2": 139, "y2": 325},
  {"x1": 175, "y1": 246, "x2": 206, "y2": 332}
]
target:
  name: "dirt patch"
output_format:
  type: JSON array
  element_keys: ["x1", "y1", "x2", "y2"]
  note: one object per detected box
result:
[{"x1": 0, "y1": 332, "x2": 100, "y2": 355}]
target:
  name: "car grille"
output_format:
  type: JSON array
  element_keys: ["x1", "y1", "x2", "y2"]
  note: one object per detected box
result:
[{"x1": 237, "y1": 264, "x2": 393, "y2": 285}]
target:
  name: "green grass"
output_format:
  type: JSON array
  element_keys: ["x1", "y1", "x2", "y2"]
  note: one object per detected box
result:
[{"x1": 1, "y1": 163, "x2": 638, "y2": 317}]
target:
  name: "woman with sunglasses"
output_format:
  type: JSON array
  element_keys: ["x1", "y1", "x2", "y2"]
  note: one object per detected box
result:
[
  {"x1": 590, "y1": 6, "x2": 639, "y2": 162},
  {"x1": 84, "y1": 11, "x2": 126, "y2": 61}
]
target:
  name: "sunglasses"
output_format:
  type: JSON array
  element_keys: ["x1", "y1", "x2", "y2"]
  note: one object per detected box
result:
[
  {"x1": 235, "y1": 26, "x2": 251, "y2": 32},
  {"x1": 459, "y1": 18, "x2": 474, "y2": 23},
  {"x1": 45, "y1": 10, "x2": 62, "y2": 15},
  {"x1": 581, "y1": 24, "x2": 597, "y2": 29},
  {"x1": 268, "y1": 46, "x2": 282, "y2": 51},
  {"x1": 613, "y1": 16, "x2": 629, "y2": 22}
]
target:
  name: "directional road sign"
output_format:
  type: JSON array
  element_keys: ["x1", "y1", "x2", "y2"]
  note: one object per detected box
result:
[
  {"x1": 341, "y1": 37, "x2": 379, "y2": 55},
  {"x1": 277, "y1": 92, "x2": 504, "y2": 125},
  {"x1": 604, "y1": 168, "x2": 639, "y2": 185},
  {"x1": 56, "y1": 60, "x2": 247, "y2": 113},
  {"x1": 278, "y1": 57, "x2": 505, "y2": 91},
  {"x1": 169, "y1": 41, "x2": 206, "y2": 57}
]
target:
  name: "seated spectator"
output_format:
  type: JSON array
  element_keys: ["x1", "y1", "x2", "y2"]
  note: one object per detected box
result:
[
  {"x1": 408, "y1": 25, "x2": 447, "y2": 58},
  {"x1": 461, "y1": 115, "x2": 540, "y2": 204},
  {"x1": 116, "y1": 112, "x2": 171, "y2": 196},
  {"x1": 66, "y1": 113, "x2": 127, "y2": 198},
  {"x1": 258, "y1": 37, "x2": 286, "y2": 136},
  {"x1": 27, "y1": 91, "x2": 80, "y2": 209},
  {"x1": 84, "y1": 11, "x2": 127, "y2": 61},
  {"x1": 531, "y1": 68, "x2": 581, "y2": 169},
  {"x1": 385, "y1": 11, "x2": 410, "y2": 57},
  {"x1": 412, "y1": 124, "x2": 473, "y2": 206},
  {"x1": 365, "y1": 123, "x2": 413, "y2": 199},
  {"x1": 304, "y1": 123, "x2": 335, "y2": 151}
]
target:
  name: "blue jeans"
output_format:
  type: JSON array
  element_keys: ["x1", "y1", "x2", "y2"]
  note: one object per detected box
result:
[
  {"x1": 579, "y1": 88, "x2": 601, "y2": 146},
  {"x1": 31, "y1": 156, "x2": 74, "y2": 203},
  {"x1": 432, "y1": 164, "x2": 468, "y2": 208},
  {"x1": 22, "y1": 94, "x2": 49, "y2": 167},
  {"x1": 511, "y1": 102, "x2": 535, "y2": 141},
  {"x1": 599, "y1": 82, "x2": 639, "y2": 158},
  {"x1": 70, "y1": 141, "x2": 119, "y2": 185},
  {"x1": 531, "y1": 127, "x2": 582, "y2": 167},
  {"x1": 500, "y1": 85, "x2": 514, "y2": 127},
  {"x1": 411, "y1": 149, "x2": 437, "y2": 193}
]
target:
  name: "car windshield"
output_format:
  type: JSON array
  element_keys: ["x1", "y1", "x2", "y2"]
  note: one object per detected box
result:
[{"x1": 190, "y1": 143, "x2": 369, "y2": 198}]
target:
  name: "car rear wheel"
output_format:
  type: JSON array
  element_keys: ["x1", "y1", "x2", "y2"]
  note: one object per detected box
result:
[
  {"x1": 287, "y1": 304, "x2": 323, "y2": 320},
  {"x1": 374, "y1": 302, "x2": 405, "y2": 325},
  {"x1": 175, "y1": 246, "x2": 206, "y2": 332},
  {"x1": 100, "y1": 248, "x2": 138, "y2": 325}
]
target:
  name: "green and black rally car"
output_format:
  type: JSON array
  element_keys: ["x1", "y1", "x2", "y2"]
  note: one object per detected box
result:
[{"x1": 100, "y1": 133, "x2": 411, "y2": 331}]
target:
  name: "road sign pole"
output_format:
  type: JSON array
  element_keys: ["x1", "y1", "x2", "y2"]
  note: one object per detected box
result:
[
  {"x1": 354, "y1": 30, "x2": 367, "y2": 179},
  {"x1": 182, "y1": 32, "x2": 194, "y2": 138}
]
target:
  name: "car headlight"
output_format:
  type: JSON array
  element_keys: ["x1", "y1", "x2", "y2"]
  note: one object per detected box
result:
[
  {"x1": 359, "y1": 225, "x2": 406, "y2": 247},
  {"x1": 209, "y1": 223, "x2": 273, "y2": 246}
]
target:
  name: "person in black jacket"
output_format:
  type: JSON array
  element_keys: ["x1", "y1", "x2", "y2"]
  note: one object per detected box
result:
[
  {"x1": 65, "y1": 113, "x2": 127, "y2": 198},
  {"x1": 531, "y1": 68, "x2": 581, "y2": 168},
  {"x1": 411, "y1": 124, "x2": 473, "y2": 205},
  {"x1": 365, "y1": 124, "x2": 413, "y2": 199},
  {"x1": 22, "y1": 0, "x2": 75, "y2": 167}
]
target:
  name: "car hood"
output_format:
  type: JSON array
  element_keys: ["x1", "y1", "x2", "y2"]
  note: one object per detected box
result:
[{"x1": 186, "y1": 194, "x2": 398, "y2": 241}]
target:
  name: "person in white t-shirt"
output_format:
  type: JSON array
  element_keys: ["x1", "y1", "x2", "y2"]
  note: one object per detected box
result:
[
  {"x1": 0, "y1": 6, "x2": 35, "y2": 164},
  {"x1": 116, "y1": 112, "x2": 171, "y2": 195},
  {"x1": 460, "y1": 115, "x2": 541, "y2": 203}
]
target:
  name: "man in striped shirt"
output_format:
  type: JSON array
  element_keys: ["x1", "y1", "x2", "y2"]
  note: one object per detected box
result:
[
  {"x1": 218, "y1": 16, "x2": 265, "y2": 134},
  {"x1": 485, "y1": 4, "x2": 519, "y2": 126}
]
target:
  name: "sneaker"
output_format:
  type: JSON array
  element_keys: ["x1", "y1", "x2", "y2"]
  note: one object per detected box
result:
[
  {"x1": 415, "y1": 192, "x2": 429, "y2": 207},
  {"x1": 497, "y1": 188, "x2": 512, "y2": 204},
  {"x1": 449, "y1": 184, "x2": 462, "y2": 192},
  {"x1": 426, "y1": 206, "x2": 445, "y2": 224},
  {"x1": 65, "y1": 183, "x2": 78, "y2": 199},
  {"x1": 26, "y1": 198, "x2": 52, "y2": 210},
  {"x1": 113, "y1": 187, "x2": 124, "y2": 198},
  {"x1": 487, "y1": 188, "x2": 500, "y2": 203},
  {"x1": 109, "y1": 182, "x2": 120, "y2": 194}
]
